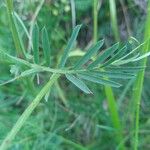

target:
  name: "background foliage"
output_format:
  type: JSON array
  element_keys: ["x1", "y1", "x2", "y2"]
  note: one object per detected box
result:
[{"x1": 0, "y1": 0, "x2": 150, "y2": 150}]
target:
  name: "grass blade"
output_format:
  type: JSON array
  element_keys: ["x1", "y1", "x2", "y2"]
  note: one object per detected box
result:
[
  {"x1": 42, "y1": 27, "x2": 51, "y2": 66},
  {"x1": 88, "y1": 42, "x2": 119, "y2": 69},
  {"x1": 132, "y1": 2, "x2": 150, "y2": 150},
  {"x1": 66, "y1": 74, "x2": 92, "y2": 94},
  {"x1": 59, "y1": 25, "x2": 82, "y2": 68},
  {"x1": 14, "y1": 12, "x2": 30, "y2": 40},
  {"x1": 74, "y1": 39, "x2": 104, "y2": 69},
  {"x1": 0, "y1": 74, "x2": 60, "y2": 150},
  {"x1": 32, "y1": 24, "x2": 39, "y2": 64},
  {"x1": 109, "y1": 0, "x2": 120, "y2": 41},
  {"x1": 6, "y1": 0, "x2": 26, "y2": 58}
]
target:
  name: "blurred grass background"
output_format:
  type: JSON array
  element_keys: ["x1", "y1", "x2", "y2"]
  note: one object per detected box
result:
[{"x1": 0, "y1": 0, "x2": 150, "y2": 149}]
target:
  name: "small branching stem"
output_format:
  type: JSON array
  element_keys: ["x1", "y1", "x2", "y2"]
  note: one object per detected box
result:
[{"x1": 0, "y1": 74, "x2": 60, "y2": 150}]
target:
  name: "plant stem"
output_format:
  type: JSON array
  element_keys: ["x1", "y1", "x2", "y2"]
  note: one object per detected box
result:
[
  {"x1": 0, "y1": 74, "x2": 60, "y2": 150},
  {"x1": 70, "y1": 0, "x2": 76, "y2": 29},
  {"x1": 5, "y1": 0, "x2": 36, "y2": 95},
  {"x1": 132, "y1": 1, "x2": 150, "y2": 150},
  {"x1": 6, "y1": 0, "x2": 26, "y2": 58},
  {"x1": 93, "y1": 0, "x2": 124, "y2": 149},
  {"x1": 107, "y1": 0, "x2": 124, "y2": 148},
  {"x1": 93, "y1": 0, "x2": 98, "y2": 43},
  {"x1": 104, "y1": 86, "x2": 125, "y2": 149},
  {"x1": 109, "y1": 0, "x2": 120, "y2": 41}
]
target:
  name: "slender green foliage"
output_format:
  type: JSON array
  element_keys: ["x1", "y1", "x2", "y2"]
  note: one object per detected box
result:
[
  {"x1": 0, "y1": 20, "x2": 149, "y2": 150},
  {"x1": 93, "y1": 0, "x2": 98, "y2": 43},
  {"x1": 59, "y1": 25, "x2": 82, "y2": 68},
  {"x1": 109, "y1": 0, "x2": 120, "y2": 41},
  {"x1": 78, "y1": 73, "x2": 122, "y2": 87},
  {"x1": 32, "y1": 24, "x2": 39, "y2": 64},
  {"x1": 5, "y1": 0, "x2": 36, "y2": 94},
  {"x1": 93, "y1": 1, "x2": 124, "y2": 149},
  {"x1": 0, "y1": 74, "x2": 60, "y2": 150},
  {"x1": 6, "y1": 0, "x2": 26, "y2": 58},
  {"x1": 14, "y1": 12, "x2": 30, "y2": 40},
  {"x1": 101, "y1": 46, "x2": 127, "y2": 67},
  {"x1": 104, "y1": 86, "x2": 124, "y2": 148},
  {"x1": 1, "y1": 1, "x2": 150, "y2": 150},
  {"x1": 88, "y1": 42, "x2": 119, "y2": 69},
  {"x1": 74, "y1": 40, "x2": 104, "y2": 69},
  {"x1": 66, "y1": 74, "x2": 92, "y2": 94},
  {"x1": 132, "y1": 1, "x2": 150, "y2": 150},
  {"x1": 42, "y1": 27, "x2": 51, "y2": 66}
]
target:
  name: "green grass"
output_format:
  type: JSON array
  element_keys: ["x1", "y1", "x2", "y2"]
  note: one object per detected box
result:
[
  {"x1": 0, "y1": 74, "x2": 60, "y2": 150},
  {"x1": 132, "y1": 1, "x2": 150, "y2": 150},
  {"x1": 93, "y1": 1, "x2": 125, "y2": 149},
  {"x1": 0, "y1": 0, "x2": 150, "y2": 150},
  {"x1": 109, "y1": 0, "x2": 120, "y2": 41}
]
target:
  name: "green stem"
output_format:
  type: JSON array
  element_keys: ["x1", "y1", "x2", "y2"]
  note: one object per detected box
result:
[
  {"x1": 6, "y1": 0, "x2": 26, "y2": 58},
  {"x1": 6, "y1": 0, "x2": 36, "y2": 94},
  {"x1": 104, "y1": 86, "x2": 125, "y2": 150},
  {"x1": 107, "y1": 0, "x2": 124, "y2": 148},
  {"x1": 0, "y1": 74, "x2": 60, "y2": 150},
  {"x1": 60, "y1": 135, "x2": 88, "y2": 150},
  {"x1": 93, "y1": 0, "x2": 124, "y2": 149},
  {"x1": 93, "y1": 0, "x2": 98, "y2": 43},
  {"x1": 109, "y1": 0, "x2": 120, "y2": 41},
  {"x1": 132, "y1": 1, "x2": 150, "y2": 150}
]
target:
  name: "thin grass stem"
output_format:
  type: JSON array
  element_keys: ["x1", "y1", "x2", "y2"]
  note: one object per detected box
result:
[
  {"x1": 5, "y1": 0, "x2": 36, "y2": 94},
  {"x1": 109, "y1": 0, "x2": 120, "y2": 41},
  {"x1": 0, "y1": 74, "x2": 60, "y2": 150},
  {"x1": 93, "y1": 1, "x2": 125, "y2": 149},
  {"x1": 93, "y1": 0, "x2": 98, "y2": 43},
  {"x1": 132, "y1": 1, "x2": 150, "y2": 150}
]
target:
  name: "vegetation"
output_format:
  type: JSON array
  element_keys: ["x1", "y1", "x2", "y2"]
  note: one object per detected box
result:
[{"x1": 0, "y1": 0, "x2": 150, "y2": 150}]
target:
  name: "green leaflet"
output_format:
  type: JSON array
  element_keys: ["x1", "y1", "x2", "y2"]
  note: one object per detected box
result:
[
  {"x1": 114, "y1": 41, "x2": 147, "y2": 62},
  {"x1": 77, "y1": 73, "x2": 121, "y2": 88},
  {"x1": 14, "y1": 12, "x2": 30, "y2": 40},
  {"x1": 96, "y1": 124, "x2": 116, "y2": 131},
  {"x1": 112, "y1": 54, "x2": 140, "y2": 65},
  {"x1": 32, "y1": 24, "x2": 39, "y2": 64},
  {"x1": 59, "y1": 25, "x2": 82, "y2": 68},
  {"x1": 74, "y1": 39, "x2": 104, "y2": 69},
  {"x1": 115, "y1": 51, "x2": 150, "y2": 65},
  {"x1": 132, "y1": 51, "x2": 150, "y2": 62},
  {"x1": 42, "y1": 27, "x2": 51, "y2": 66},
  {"x1": 65, "y1": 74, "x2": 92, "y2": 94},
  {"x1": 105, "y1": 66, "x2": 145, "y2": 72},
  {"x1": 79, "y1": 71, "x2": 135, "y2": 79},
  {"x1": 88, "y1": 42, "x2": 119, "y2": 69},
  {"x1": 101, "y1": 46, "x2": 127, "y2": 67}
]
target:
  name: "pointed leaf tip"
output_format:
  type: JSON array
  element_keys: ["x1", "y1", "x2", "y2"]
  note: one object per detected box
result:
[
  {"x1": 66, "y1": 74, "x2": 92, "y2": 94},
  {"x1": 32, "y1": 23, "x2": 39, "y2": 64},
  {"x1": 88, "y1": 42, "x2": 119, "y2": 69},
  {"x1": 74, "y1": 39, "x2": 104, "y2": 69},
  {"x1": 42, "y1": 27, "x2": 51, "y2": 66},
  {"x1": 59, "y1": 25, "x2": 82, "y2": 68}
]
